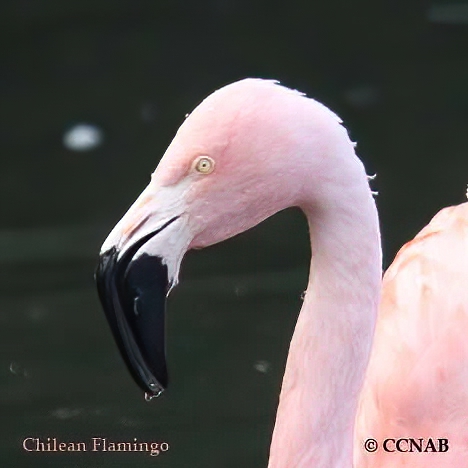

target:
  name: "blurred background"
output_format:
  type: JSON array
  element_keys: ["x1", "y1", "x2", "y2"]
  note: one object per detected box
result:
[{"x1": 1, "y1": 0, "x2": 467, "y2": 466}]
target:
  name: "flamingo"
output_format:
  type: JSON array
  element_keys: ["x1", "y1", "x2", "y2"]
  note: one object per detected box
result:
[{"x1": 95, "y1": 78, "x2": 468, "y2": 467}]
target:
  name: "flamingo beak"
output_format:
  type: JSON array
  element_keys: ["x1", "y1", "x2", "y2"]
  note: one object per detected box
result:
[{"x1": 95, "y1": 184, "x2": 191, "y2": 399}]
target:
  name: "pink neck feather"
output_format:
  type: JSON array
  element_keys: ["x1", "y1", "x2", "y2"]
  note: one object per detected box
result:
[{"x1": 268, "y1": 139, "x2": 382, "y2": 468}]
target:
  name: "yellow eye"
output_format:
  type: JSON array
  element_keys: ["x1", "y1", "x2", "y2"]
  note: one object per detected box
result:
[{"x1": 193, "y1": 156, "x2": 215, "y2": 174}]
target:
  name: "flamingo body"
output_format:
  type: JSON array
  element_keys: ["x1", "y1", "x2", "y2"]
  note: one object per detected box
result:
[{"x1": 356, "y1": 202, "x2": 468, "y2": 467}]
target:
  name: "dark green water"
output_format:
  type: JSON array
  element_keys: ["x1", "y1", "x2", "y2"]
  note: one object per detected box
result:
[{"x1": 1, "y1": 1, "x2": 467, "y2": 466}]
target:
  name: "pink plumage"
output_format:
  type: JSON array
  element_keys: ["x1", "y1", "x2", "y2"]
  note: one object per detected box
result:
[
  {"x1": 97, "y1": 78, "x2": 468, "y2": 467},
  {"x1": 356, "y1": 202, "x2": 468, "y2": 467}
]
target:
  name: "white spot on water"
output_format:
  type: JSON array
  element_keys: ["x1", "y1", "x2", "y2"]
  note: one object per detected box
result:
[
  {"x1": 63, "y1": 123, "x2": 103, "y2": 151},
  {"x1": 9, "y1": 361, "x2": 29, "y2": 378},
  {"x1": 254, "y1": 360, "x2": 271, "y2": 374}
]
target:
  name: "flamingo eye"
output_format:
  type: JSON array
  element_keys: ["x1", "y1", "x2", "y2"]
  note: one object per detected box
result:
[{"x1": 193, "y1": 156, "x2": 215, "y2": 174}]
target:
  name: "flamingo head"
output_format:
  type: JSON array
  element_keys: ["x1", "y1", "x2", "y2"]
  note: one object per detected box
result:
[{"x1": 95, "y1": 78, "x2": 344, "y2": 398}]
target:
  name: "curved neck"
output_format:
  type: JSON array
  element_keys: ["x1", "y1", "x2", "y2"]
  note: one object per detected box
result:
[{"x1": 268, "y1": 154, "x2": 382, "y2": 467}]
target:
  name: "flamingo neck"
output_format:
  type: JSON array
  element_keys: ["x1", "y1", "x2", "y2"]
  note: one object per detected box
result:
[{"x1": 268, "y1": 158, "x2": 382, "y2": 468}]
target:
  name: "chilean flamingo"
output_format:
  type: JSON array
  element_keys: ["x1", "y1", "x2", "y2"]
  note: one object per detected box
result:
[{"x1": 96, "y1": 78, "x2": 468, "y2": 467}]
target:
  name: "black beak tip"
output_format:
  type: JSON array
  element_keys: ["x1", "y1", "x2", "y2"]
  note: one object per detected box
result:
[{"x1": 95, "y1": 242, "x2": 170, "y2": 398}]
